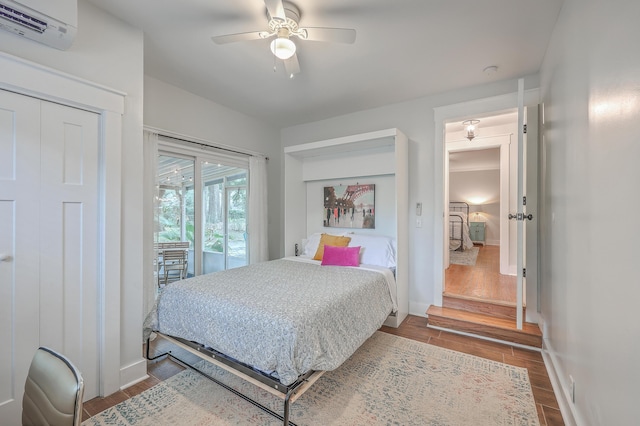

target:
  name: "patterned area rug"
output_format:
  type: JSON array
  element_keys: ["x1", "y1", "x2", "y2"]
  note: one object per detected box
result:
[
  {"x1": 450, "y1": 246, "x2": 480, "y2": 266},
  {"x1": 84, "y1": 332, "x2": 539, "y2": 425}
]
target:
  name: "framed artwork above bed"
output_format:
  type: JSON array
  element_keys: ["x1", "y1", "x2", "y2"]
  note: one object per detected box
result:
[{"x1": 323, "y1": 184, "x2": 375, "y2": 229}]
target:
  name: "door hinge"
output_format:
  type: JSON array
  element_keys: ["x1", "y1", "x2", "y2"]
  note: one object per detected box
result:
[
  {"x1": 523, "y1": 196, "x2": 527, "y2": 205},
  {"x1": 523, "y1": 268, "x2": 526, "y2": 277},
  {"x1": 523, "y1": 124, "x2": 527, "y2": 133}
]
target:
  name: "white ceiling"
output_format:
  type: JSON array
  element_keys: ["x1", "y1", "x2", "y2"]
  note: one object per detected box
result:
[{"x1": 87, "y1": 0, "x2": 563, "y2": 128}]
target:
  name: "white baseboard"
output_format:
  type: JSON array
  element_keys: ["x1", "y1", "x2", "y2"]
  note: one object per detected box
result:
[
  {"x1": 538, "y1": 315, "x2": 582, "y2": 426},
  {"x1": 120, "y1": 357, "x2": 149, "y2": 391}
]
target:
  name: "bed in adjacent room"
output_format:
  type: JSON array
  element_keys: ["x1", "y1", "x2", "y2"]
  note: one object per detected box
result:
[
  {"x1": 144, "y1": 233, "x2": 397, "y2": 425},
  {"x1": 449, "y1": 201, "x2": 474, "y2": 252}
]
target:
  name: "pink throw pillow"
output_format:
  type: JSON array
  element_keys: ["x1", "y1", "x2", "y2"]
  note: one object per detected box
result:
[{"x1": 321, "y1": 245, "x2": 361, "y2": 267}]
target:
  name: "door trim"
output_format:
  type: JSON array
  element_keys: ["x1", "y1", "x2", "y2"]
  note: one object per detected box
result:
[
  {"x1": 433, "y1": 89, "x2": 539, "y2": 307},
  {"x1": 0, "y1": 52, "x2": 125, "y2": 397}
]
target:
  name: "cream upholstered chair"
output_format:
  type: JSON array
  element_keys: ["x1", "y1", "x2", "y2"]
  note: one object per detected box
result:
[{"x1": 22, "y1": 347, "x2": 85, "y2": 426}]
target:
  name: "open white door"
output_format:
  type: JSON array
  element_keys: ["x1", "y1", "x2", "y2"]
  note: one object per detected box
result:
[{"x1": 514, "y1": 78, "x2": 534, "y2": 329}]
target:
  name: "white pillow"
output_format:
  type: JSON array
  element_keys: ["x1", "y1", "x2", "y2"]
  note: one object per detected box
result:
[
  {"x1": 347, "y1": 234, "x2": 396, "y2": 268},
  {"x1": 300, "y1": 233, "x2": 321, "y2": 257}
]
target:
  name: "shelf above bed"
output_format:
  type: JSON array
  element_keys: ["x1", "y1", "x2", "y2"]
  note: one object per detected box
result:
[
  {"x1": 285, "y1": 129, "x2": 403, "y2": 182},
  {"x1": 284, "y1": 129, "x2": 397, "y2": 159}
]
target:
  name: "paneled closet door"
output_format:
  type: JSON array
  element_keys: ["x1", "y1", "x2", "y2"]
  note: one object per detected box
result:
[
  {"x1": 0, "y1": 90, "x2": 100, "y2": 424},
  {"x1": 39, "y1": 101, "x2": 100, "y2": 400},
  {"x1": 0, "y1": 90, "x2": 42, "y2": 424}
]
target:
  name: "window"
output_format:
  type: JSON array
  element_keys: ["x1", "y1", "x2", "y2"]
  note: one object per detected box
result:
[{"x1": 201, "y1": 163, "x2": 247, "y2": 273}]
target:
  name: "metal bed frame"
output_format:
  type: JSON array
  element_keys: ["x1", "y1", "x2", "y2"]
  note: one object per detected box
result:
[
  {"x1": 449, "y1": 201, "x2": 469, "y2": 252},
  {"x1": 146, "y1": 333, "x2": 325, "y2": 426}
]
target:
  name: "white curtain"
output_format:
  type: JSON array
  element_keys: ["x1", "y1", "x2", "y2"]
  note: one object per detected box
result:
[
  {"x1": 143, "y1": 130, "x2": 159, "y2": 318},
  {"x1": 249, "y1": 156, "x2": 269, "y2": 263}
]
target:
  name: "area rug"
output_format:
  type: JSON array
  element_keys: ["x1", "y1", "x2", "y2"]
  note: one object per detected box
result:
[
  {"x1": 83, "y1": 332, "x2": 539, "y2": 425},
  {"x1": 450, "y1": 246, "x2": 480, "y2": 266}
]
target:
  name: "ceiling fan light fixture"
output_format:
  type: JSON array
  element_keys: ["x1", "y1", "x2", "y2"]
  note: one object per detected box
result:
[{"x1": 270, "y1": 37, "x2": 296, "y2": 60}]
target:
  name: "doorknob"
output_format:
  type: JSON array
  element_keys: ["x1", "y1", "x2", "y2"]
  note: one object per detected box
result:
[
  {"x1": 508, "y1": 213, "x2": 533, "y2": 221},
  {"x1": 0, "y1": 254, "x2": 13, "y2": 262}
]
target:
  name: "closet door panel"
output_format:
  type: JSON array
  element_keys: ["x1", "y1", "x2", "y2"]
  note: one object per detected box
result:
[
  {"x1": 39, "y1": 101, "x2": 100, "y2": 400},
  {"x1": 0, "y1": 90, "x2": 41, "y2": 421}
]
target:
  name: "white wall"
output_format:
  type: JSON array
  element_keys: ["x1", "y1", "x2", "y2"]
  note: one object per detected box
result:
[
  {"x1": 0, "y1": 1, "x2": 146, "y2": 389},
  {"x1": 144, "y1": 77, "x2": 282, "y2": 261},
  {"x1": 538, "y1": 0, "x2": 640, "y2": 424},
  {"x1": 281, "y1": 77, "x2": 537, "y2": 316}
]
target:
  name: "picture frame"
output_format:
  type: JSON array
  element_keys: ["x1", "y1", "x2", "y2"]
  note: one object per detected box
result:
[{"x1": 323, "y1": 184, "x2": 375, "y2": 229}]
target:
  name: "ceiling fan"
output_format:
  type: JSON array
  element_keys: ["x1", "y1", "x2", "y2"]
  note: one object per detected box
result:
[{"x1": 211, "y1": 0, "x2": 356, "y2": 78}]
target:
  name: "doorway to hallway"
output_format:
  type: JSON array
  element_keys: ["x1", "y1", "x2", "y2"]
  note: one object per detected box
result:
[{"x1": 444, "y1": 112, "x2": 517, "y2": 306}]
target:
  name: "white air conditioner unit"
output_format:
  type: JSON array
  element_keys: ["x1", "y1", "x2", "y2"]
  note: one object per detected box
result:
[{"x1": 0, "y1": 0, "x2": 77, "y2": 50}]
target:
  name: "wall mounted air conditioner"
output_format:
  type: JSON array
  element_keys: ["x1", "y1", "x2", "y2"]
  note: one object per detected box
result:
[{"x1": 0, "y1": 0, "x2": 77, "y2": 50}]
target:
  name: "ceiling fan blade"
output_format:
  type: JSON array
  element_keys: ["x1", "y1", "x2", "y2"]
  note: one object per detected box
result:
[
  {"x1": 212, "y1": 31, "x2": 266, "y2": 45},
  {"x1": 300, "y1": 27, "x2": 356, "y2": 44},
  {"x1": 264, "y1": 0, "x2": 286, "y2": 21},
  {"x1": 284, "y1": 54, "x2": 300, "y2": 78}
]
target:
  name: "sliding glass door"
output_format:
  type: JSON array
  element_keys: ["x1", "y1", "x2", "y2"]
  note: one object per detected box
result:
[
  {"x1": 156, "y1": 148, "x2": 248, "y2": 279},
  {"x1": 201, "y1": 161, "x2": 247, "y2": 274}
]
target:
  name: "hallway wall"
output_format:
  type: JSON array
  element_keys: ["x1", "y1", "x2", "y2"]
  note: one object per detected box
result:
[{"x1": 538, "y1": 0, "x2": 640, "y2": 423}]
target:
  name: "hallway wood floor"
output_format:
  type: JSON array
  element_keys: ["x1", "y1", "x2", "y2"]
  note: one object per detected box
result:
[
  {"x1": 83, "y1": 315, "x2": 563, "y2": 425},
  {"x1": 445, "y1": 244, "x2": 517, "y2": 304}
]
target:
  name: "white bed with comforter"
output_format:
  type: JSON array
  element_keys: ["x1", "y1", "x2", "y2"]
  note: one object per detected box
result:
[
  {"x1": 143, "y1": 234, "x2": 398, "y2": 424},
  {"x1": 144, "y1": 256, "x2": 395, "y2": 385}
]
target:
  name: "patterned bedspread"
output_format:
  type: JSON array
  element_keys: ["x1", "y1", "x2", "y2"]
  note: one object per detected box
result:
[{"x1": 144, "y1": 258, "x2": 395, "y2": 385}]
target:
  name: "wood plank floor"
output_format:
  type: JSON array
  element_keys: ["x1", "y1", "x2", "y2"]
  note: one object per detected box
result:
[
  {"x1": 445, "y1": 244, "x2": 517, "y2": 304},
  {"x1": 83, "y1": 316, "x2": 564, "y2": 425}
]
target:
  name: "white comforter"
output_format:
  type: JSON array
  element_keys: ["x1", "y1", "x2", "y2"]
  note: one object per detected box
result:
[{"x1": 144, "y1": 257, "x2": 395, "y2": 385}]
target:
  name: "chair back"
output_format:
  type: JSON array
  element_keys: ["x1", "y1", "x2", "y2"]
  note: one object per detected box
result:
[
  {"x1": 22, "y1": 347, "x2": 84, "y2": 426},
  {"x1": 162, "y1": 249, "x2": 188, "y2": 263},
  {"x1": 155, "y1": 242, "x2": 190, "y2": 286}
]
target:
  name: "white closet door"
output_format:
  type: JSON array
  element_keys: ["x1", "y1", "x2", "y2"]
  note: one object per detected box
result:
[
  {"x1": 0, "y1": 90, "x2": 100, "y2": 424},
  {"x1": 0, "y1": 91, "x2": 42, "y2": 423},
  {"x1": 39, "y1": 101, "x2": 100, "y2": 400}
]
